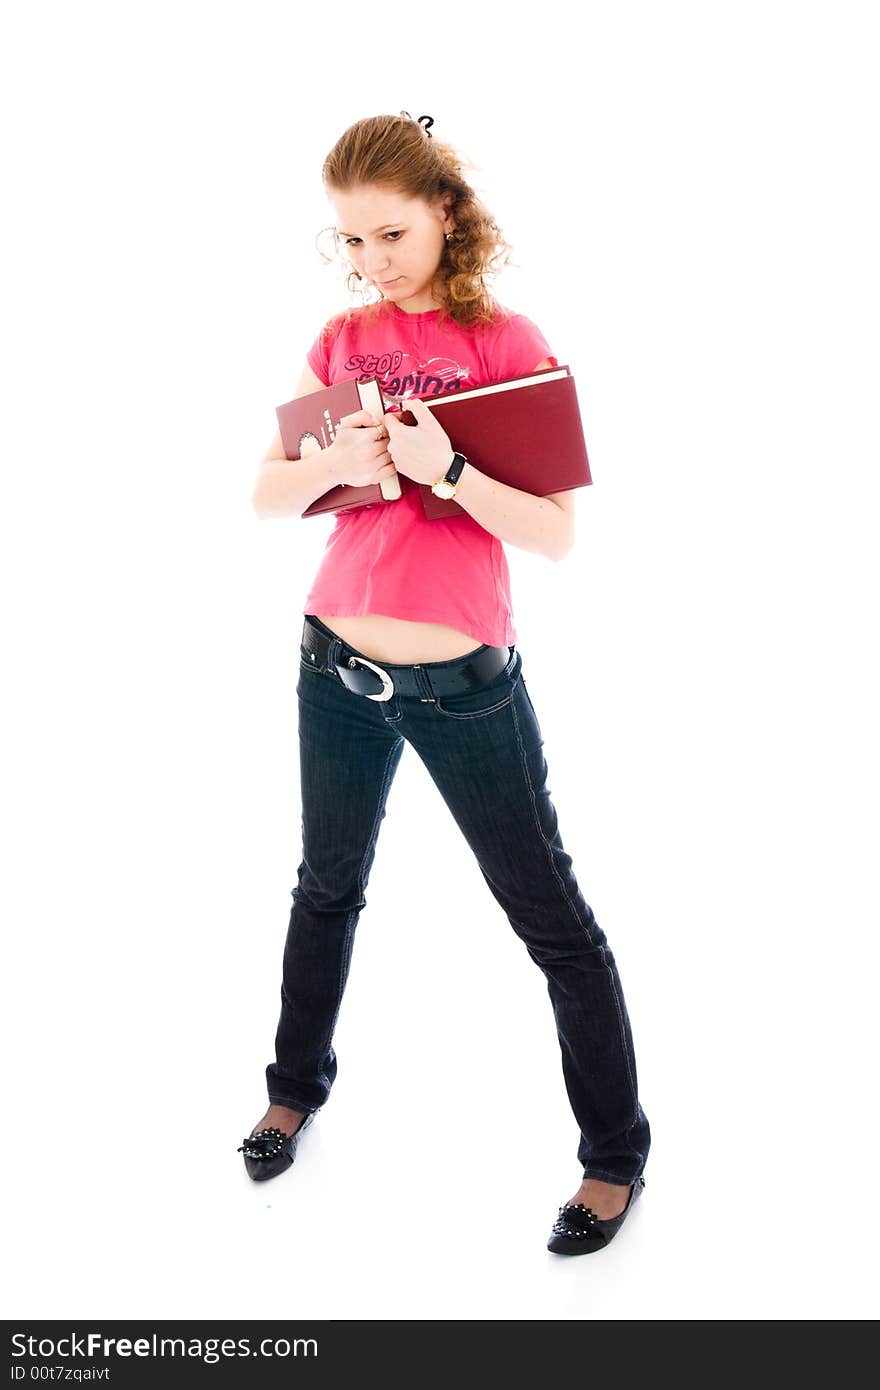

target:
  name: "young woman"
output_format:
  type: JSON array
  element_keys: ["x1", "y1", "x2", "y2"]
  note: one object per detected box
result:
[{"x1": 241, "y1": 112, "x2": 651, "y2": 1255}]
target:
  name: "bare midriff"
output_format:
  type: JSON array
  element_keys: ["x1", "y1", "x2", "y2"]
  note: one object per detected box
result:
[{"x1": 314, "y1": 613, "x2": 485, "y2": 663}]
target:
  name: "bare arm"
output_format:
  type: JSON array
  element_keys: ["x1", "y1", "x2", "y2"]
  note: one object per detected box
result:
[
  {"x1": 251, "y1": 361, "x2": 337, "y2": 519},
  {"x1": 454, "y1": 465, "x2": 574, "y2": 561}
]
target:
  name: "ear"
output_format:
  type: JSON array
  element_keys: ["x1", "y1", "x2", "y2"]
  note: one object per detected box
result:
[{"x1": 437, "y1": 193, "x2": 455, "y2": 231}]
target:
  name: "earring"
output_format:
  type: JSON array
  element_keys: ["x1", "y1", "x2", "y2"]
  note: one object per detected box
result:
[{"x1": 445, "y1": 233, "x2": 453, "y2": 242}]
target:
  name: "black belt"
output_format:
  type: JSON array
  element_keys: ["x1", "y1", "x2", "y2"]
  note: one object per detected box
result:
[{"x1": 301, "y1": 616, "x2": 512, "y2": 703}]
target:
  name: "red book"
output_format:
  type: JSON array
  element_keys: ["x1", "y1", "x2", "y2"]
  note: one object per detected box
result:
[
  {"x1": 275, "y1": 364, "x2": 591, "y2": 520},
  {"x1": 275, "y1": 376, "x2": 402, "y2": 517},
  {"x1": 406, "y1": 364, "x2": 591, "y2": 519}
]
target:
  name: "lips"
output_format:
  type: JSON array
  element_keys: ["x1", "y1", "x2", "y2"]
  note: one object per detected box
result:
[{"x1": 380, "y1": 277, "x2": 402, "y2": 286}]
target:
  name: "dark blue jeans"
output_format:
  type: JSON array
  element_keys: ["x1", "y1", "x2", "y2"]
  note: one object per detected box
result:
[{"x1": 266, "y1": 616, "x2": 651, "y2": 1184}]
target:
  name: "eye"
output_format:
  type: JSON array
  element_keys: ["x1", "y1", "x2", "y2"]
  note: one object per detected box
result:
[{"x1": 343, "y1": 231, "x2": 404, "y2": 247}]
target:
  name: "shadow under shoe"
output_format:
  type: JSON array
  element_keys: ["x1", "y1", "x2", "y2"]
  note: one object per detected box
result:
[
  {"x1": 547, "y1": 1174, "x2": 645, "y2": 1255},
  {"x1": 238, "y1": 1110, "x2": 316, "y2": 1182}
]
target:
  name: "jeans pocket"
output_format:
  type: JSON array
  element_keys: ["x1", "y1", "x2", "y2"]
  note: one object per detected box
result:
[
  {"x1": 299, "y1": 642, "x2": 329, "y2": 676},
  {"x1": 432, "y1": 650, "x2": 517, "y2": 720}
]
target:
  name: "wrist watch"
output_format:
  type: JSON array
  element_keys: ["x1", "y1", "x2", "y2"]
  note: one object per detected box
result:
[{"x1": 431, "y1": 451, "x2": 468, "y2": 499}]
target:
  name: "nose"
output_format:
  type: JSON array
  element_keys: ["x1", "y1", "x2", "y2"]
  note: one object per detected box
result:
[{"x1": 363, "y1": 247, "x2": 391, "y2": 277}]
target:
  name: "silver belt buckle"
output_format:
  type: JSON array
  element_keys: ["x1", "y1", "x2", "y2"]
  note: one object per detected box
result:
[{"x1": 345, "y1": 654, "x2": 395, "y2": 702}]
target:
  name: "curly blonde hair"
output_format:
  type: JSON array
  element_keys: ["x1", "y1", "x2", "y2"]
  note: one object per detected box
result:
[{"x1": 314, "y1": 113, "x2": 515, "y2": 335}]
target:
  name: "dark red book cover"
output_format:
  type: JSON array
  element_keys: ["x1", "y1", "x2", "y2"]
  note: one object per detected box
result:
[
  {"x1": 275, "y1": 376, "x2": 401, "y2": 518},
  {"x1": 403, "y1": 364, "x2": 591, "y2": 519}
]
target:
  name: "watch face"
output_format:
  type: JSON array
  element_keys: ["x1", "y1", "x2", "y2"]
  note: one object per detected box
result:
[{"x1": 434, "y1": 482, "x2": 455, "y2": 498}]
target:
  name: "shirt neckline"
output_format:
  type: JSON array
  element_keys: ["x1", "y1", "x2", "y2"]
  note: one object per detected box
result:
[{"x1": 382, "y1": 299, "x2": 443, "y2": 323}]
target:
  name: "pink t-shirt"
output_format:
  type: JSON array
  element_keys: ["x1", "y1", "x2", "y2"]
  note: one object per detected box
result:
[{"x1": 302, "y1": 298, "x2": 557, "y2": 649}]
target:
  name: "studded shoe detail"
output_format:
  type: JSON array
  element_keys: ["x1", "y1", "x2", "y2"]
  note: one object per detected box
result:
[
  {"x1": 238, "y1": 1111, "x2": 315, "y2": 1182},
  {"x1": 547, "y1": 1174, "x2": 645, "y2": 1255},
  {"x1": 239, "y1": 1127, "x2": 287, "y2": 1161}
]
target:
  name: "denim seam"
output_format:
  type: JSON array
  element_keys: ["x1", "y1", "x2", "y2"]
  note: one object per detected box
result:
[
  {"x1": 509, "y1": 690, "x2": 642, "y2": 1137},
  {"x1": 581, "y1": 1165, "x2": 644, "y2": 1184},
  {"x1": 313, "y1": 734, "x2": 404, "y2": 1088},
  {"x1": 433, "y1": 691, "x2": 514, "y2": 719}
]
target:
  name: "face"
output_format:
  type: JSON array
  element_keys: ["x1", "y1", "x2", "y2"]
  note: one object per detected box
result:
[{"x1": 330, "y1": 184, "x2": 455, "y2": 314}]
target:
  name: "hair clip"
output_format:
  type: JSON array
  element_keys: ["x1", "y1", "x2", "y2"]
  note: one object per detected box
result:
[{"x1": 399, "y1": 110, "x2": 434, "y2": 138}]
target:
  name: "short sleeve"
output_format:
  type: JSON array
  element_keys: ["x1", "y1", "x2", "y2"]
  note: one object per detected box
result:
[
  {"x1": 305, "y1": 314, "x2": 345, "y2": 387},
  {"x1": 488, "y1": 312, "x2": 558, "y2": 382},
  {"x1": 305, "y1": 334, "x2": 327, "y2": 386}
]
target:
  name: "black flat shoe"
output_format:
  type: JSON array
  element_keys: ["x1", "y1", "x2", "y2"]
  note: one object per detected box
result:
[
  {"x1": 238, "y1": 1110, "x2": 316, "y2": 1182},
  {"x1": 547, "y1": 1174, "x2": 645, "y2": 1255}
]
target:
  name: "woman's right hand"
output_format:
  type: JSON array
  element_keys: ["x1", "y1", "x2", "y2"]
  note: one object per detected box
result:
[{"x1": 327, "y1": 410, "x2": 398, "y2": 489}]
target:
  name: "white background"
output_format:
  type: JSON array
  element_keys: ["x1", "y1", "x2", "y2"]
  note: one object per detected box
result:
[{"x1": 3, "y1": 0, "x2": 878, "y2": 1322}]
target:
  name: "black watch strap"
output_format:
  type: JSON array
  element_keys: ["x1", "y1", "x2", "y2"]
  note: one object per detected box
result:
[{"x1": 444, "y1": 452, "x2": 468, "y2": 485}]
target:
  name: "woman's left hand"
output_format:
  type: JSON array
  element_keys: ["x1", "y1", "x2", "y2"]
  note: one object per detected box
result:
[{"x1": 382, "y1": 398, "x2": 455, "y2": 487}]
